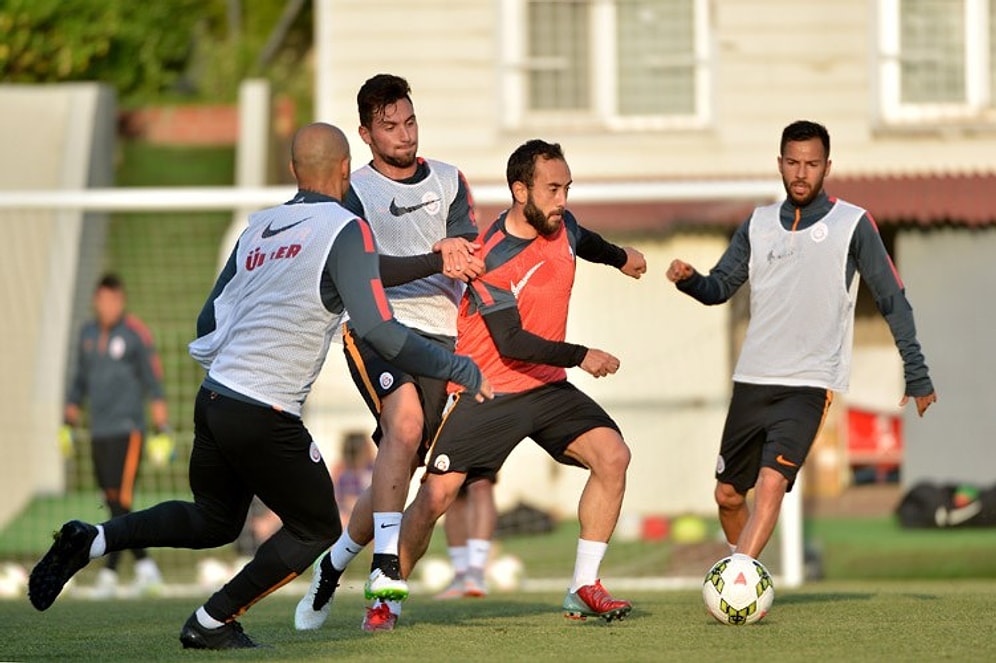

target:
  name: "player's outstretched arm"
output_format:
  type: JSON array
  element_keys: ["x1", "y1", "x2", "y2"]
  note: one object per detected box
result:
[
  {"x1": 573, "y1": 222, "x2": 646, "y2": 279},
  {"x1": 330, "y1": 220, "x2": 492, "y2": 402},
  {"x1": 470, "y1": 275, "x2": 589, "y2": 369},
  {"x1": 667, "y1": 219, "x2": 751, "y2": 305},
  {"x1": 433, "y1": 236, "x2": 485, "y2": 282},
  {"x1": 378, "y1": 236, "x2": 483, "y2": 286}
]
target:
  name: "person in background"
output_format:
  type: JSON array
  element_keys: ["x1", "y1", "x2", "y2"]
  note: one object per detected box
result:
[
  {"x1": 61, "y1": 273, "x2": 168, "y2": 599},
  {"x1": 433, "y1": 478, "x2": 497, "y2": 600},
  {"x1": 332, "y1": 432, "x2": 376, "y2": 528}
]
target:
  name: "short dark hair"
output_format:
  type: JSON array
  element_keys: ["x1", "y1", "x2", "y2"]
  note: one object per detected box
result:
[
  {"x1": 96, "y1": 273, "x2": 124, "y2": 292},
  {"x1": 780, "y1": 120, "x2": 830, "y2": 158},
  {"x1": 357, "y1": 74, "x2": 412, "y2": 128},
  {"x1": 506, "y1": 139, "x2": 565, "y2": 191}
]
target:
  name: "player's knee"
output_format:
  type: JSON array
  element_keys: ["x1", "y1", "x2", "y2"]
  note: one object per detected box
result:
[
  {"x1": 421, "y1": 476, "x2": 461, "y2": 519},
  {"x1": 381, "y1": 413, "x2": 424, "y2": 452},
  {"x1": 596, "y1": 437, "x2": 631, "y2": 479},
  {"x1": 196, "y1": 510, "x2": 247, "y2": 546},
  {"x1": 715, "y1": 483, "x2": 745, "y2": 510},
  {"x1": 756, "y1": 467, "x2": 790, "y2": 494},
  {"x1": 199, "y1": 523, "x2": 242, "y2": 547},
  {"x1": 466, "y1": 479, "x2": 494, "y2": 502}
]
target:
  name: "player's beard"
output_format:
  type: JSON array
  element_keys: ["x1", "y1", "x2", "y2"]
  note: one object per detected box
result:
[
  {"x1": 523, "y1": 195, "x2": 562, "y2": 236},
  {"x1": 380, "y1": 149, "x2": 417, "y2": 170},
  {"x1": 783, "y1": 171, "x2": 825, "y2": 207}
]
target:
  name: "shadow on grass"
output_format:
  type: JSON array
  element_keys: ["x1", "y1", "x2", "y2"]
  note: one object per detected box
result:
[
  {"x1": 406, "y1": 597, "x2": 563, "y2": 625},
  {"x1": 776, "y1": 592, "x2": 874, "y2": 605}
]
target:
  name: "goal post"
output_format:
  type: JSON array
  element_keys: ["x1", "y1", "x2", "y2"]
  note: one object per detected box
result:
[{"x1": 0, "y1": 180, "x2": 812, "y2": 589}]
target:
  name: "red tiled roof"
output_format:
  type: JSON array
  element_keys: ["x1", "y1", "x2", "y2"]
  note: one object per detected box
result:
[
  {"x1": 831, "y1": 173, "x2": 996, "y2": 227},
  {"x1": 477, "y1": 173, "x2": 996, "y2": 235}
]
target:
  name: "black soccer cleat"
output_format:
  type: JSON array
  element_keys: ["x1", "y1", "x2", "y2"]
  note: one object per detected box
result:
[
  {"x1": 28, "y1": 520, "x2": 98, "y2": 611},
  {"x1": 179, "y1": 613, "x2": 261, "y2": 650}
]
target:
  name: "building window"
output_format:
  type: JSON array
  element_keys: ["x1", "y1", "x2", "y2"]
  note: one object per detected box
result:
[
  {"x1": 501, "y1": 0, "x2": 711, "y2": 131},
  {"x1": 878, "y1": 0, "x2": 996, "y2": 124}
]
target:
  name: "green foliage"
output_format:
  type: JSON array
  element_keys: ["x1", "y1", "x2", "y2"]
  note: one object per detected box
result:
[
  {"x1": 0, "y1": 0, "x2": 213, "y2": 102},
  {"x1": 0, "y1": 0, "x2": 312, "y2": 106}
]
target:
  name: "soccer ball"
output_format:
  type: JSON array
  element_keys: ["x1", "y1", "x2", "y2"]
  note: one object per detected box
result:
[
  {"x1": 418, "y1": 555, "x2": 455, "y2": 592},
  {"x1": 486, "y1": 554, "x2": 524, "y2": 591},
  {"x1": 702, "y1": 555, "x2": 774, "y2": 625},
  {"x1": 0, "y1": 562, "x2": 28, "y2": 598}
]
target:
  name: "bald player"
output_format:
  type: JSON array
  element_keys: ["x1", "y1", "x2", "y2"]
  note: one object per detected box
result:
[{"x1": 28, "y1": 123, "x2": 491, "y2": 651}]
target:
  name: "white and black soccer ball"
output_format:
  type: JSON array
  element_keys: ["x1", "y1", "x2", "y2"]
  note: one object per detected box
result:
[{"x1": 702, "y1": 555, "x2": 774, "y2": 625}]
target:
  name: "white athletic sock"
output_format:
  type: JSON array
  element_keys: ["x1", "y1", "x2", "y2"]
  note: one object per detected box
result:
[
  {"x1": 467, "y1": 538, "x2": 491, "y2": 572},
  {"x1": 569, "y1": 539, "x2": 608, "y2": 593},
  {"x1": 732, "y1": 552, "x2": 753, "y2": 562},
  {"x1": 195, "y1": 606, "x2": 225, "y2": 630},
  {"x1": 372, "y1": 512, "x2": 402, "y2": 556},
  {"x1": 448, "y1": 546, "x2": 469, "y2": 575},
  {"x1": 727, "y1": 540, "x2": 737, "y2": 555},
  {"x1": 330, "y1": 531, "x2": 364, "y2": 571},
  {"x1": 89, "y1": 525, "x2": 106, "y2": 559}
]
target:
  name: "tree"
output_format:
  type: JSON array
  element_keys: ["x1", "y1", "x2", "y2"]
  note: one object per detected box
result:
[
  {"x1": 0, "y1": 1, "x2": 223, "y2": 102},
  {"x1": 0, "y1": 0, "x2": 312, "y2": 106}
]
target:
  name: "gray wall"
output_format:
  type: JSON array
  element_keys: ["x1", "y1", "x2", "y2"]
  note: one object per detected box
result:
[
  {"x1": 898, "y1": 227, "x2": 996, "y2": 487},
  {"x1": 0, "y1": 83, "x2": 115, "y2": 528}
]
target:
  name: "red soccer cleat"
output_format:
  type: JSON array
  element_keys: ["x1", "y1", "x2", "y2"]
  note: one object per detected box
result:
[
  {"x1": 361, "y1": 601, "x2": 398, "y2": 632},
  {"x1": 562, "y1": 580, "x2": 632, "y2": 622}
]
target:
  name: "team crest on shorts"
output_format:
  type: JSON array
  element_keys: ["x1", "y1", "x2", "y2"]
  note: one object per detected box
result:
[
  {"x1": 309, "y1": 441, "x2": 322, "y2": 463},
  {"x1": 715, "y1": 454, "x2": 726, "y2": 474},
  {"x1": 379, "y1": 372, "x2": 394, "y2": 390},
  {"x1": 433, "y1": 454, "x2": 450, "y2": 472}
]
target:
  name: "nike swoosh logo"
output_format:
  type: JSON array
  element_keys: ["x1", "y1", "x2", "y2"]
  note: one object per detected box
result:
[
  {"x1": 379, "y1": 522, "x2": 399, "y2": 529},
  {"x1": 775, "y1": 454, "x2": 798, "y2": 468},
  {"x1": 389, "y1": 198, "x2": 439, "y2": 217},
  {"x1": 345, "y1": 546, "x2": 361, "y2": 555},
  {"x1": 935, "y1": 501, "x2": 982, "y2": 527},
  {"x1": 511, "y1": 261, "x2": 545, "y2": 298},
  {"x1": 261, "y1": 217, "x2": 310, "y2": 238}
]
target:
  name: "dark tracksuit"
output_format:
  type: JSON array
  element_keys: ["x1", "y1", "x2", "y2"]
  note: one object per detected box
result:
[{"x1": 67, "y1": 314, "x2": 165, "y2": 570}]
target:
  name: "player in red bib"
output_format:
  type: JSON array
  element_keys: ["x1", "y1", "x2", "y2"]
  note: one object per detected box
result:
[{"x1": 399, "y1": 139, "x2": 647, "y2": 622}]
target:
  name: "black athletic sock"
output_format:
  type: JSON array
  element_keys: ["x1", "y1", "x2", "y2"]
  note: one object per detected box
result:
[{"x1": 371, "y1": 553, "x2": 402, "y2": 579}]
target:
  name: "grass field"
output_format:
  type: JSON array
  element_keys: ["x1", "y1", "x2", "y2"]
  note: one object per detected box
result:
[
  {"x1": 2, "y1": 580, "x2": 994, "y2": 662},
  {"x1": 3, "y1": 511, "x2": 996, "y2": 660}
]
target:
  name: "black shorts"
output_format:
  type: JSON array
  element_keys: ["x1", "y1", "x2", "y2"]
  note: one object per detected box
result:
[
  {"x1": 190, "y1": 388, "x2": 339, "y2": 544},
  {"x1": 91, "y1": 431, "x2": 144, "y2": 509},
  {"x1": 342, "y1": 323, "x2": 452, "y2": 463},
  {"x1": 425, "y1": 381, "x2": 620, "y2": 481},
  {"x1": 715, "y1": 382, "x2": 834, "y2": 493}
]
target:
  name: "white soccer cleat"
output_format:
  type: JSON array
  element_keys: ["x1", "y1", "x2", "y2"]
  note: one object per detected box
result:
[
  {"x1": 133, "y1": 558, "x2": 164, "y2": 597},
  {"x1": 363, "y1": 568, "x2": 409, "y2": 601},
  {"x1": 294, "y1": 555, "x2": 340, "y2": 631},
  {"x1": 463, "y1": 570, "x2": 488, "y2": 598},
  {"x1": 91, "y1": 568, "x2": 118, "y2": 600},
  {"x1": 433, "y1": 574, "x2": 466, "y2": 600}
]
